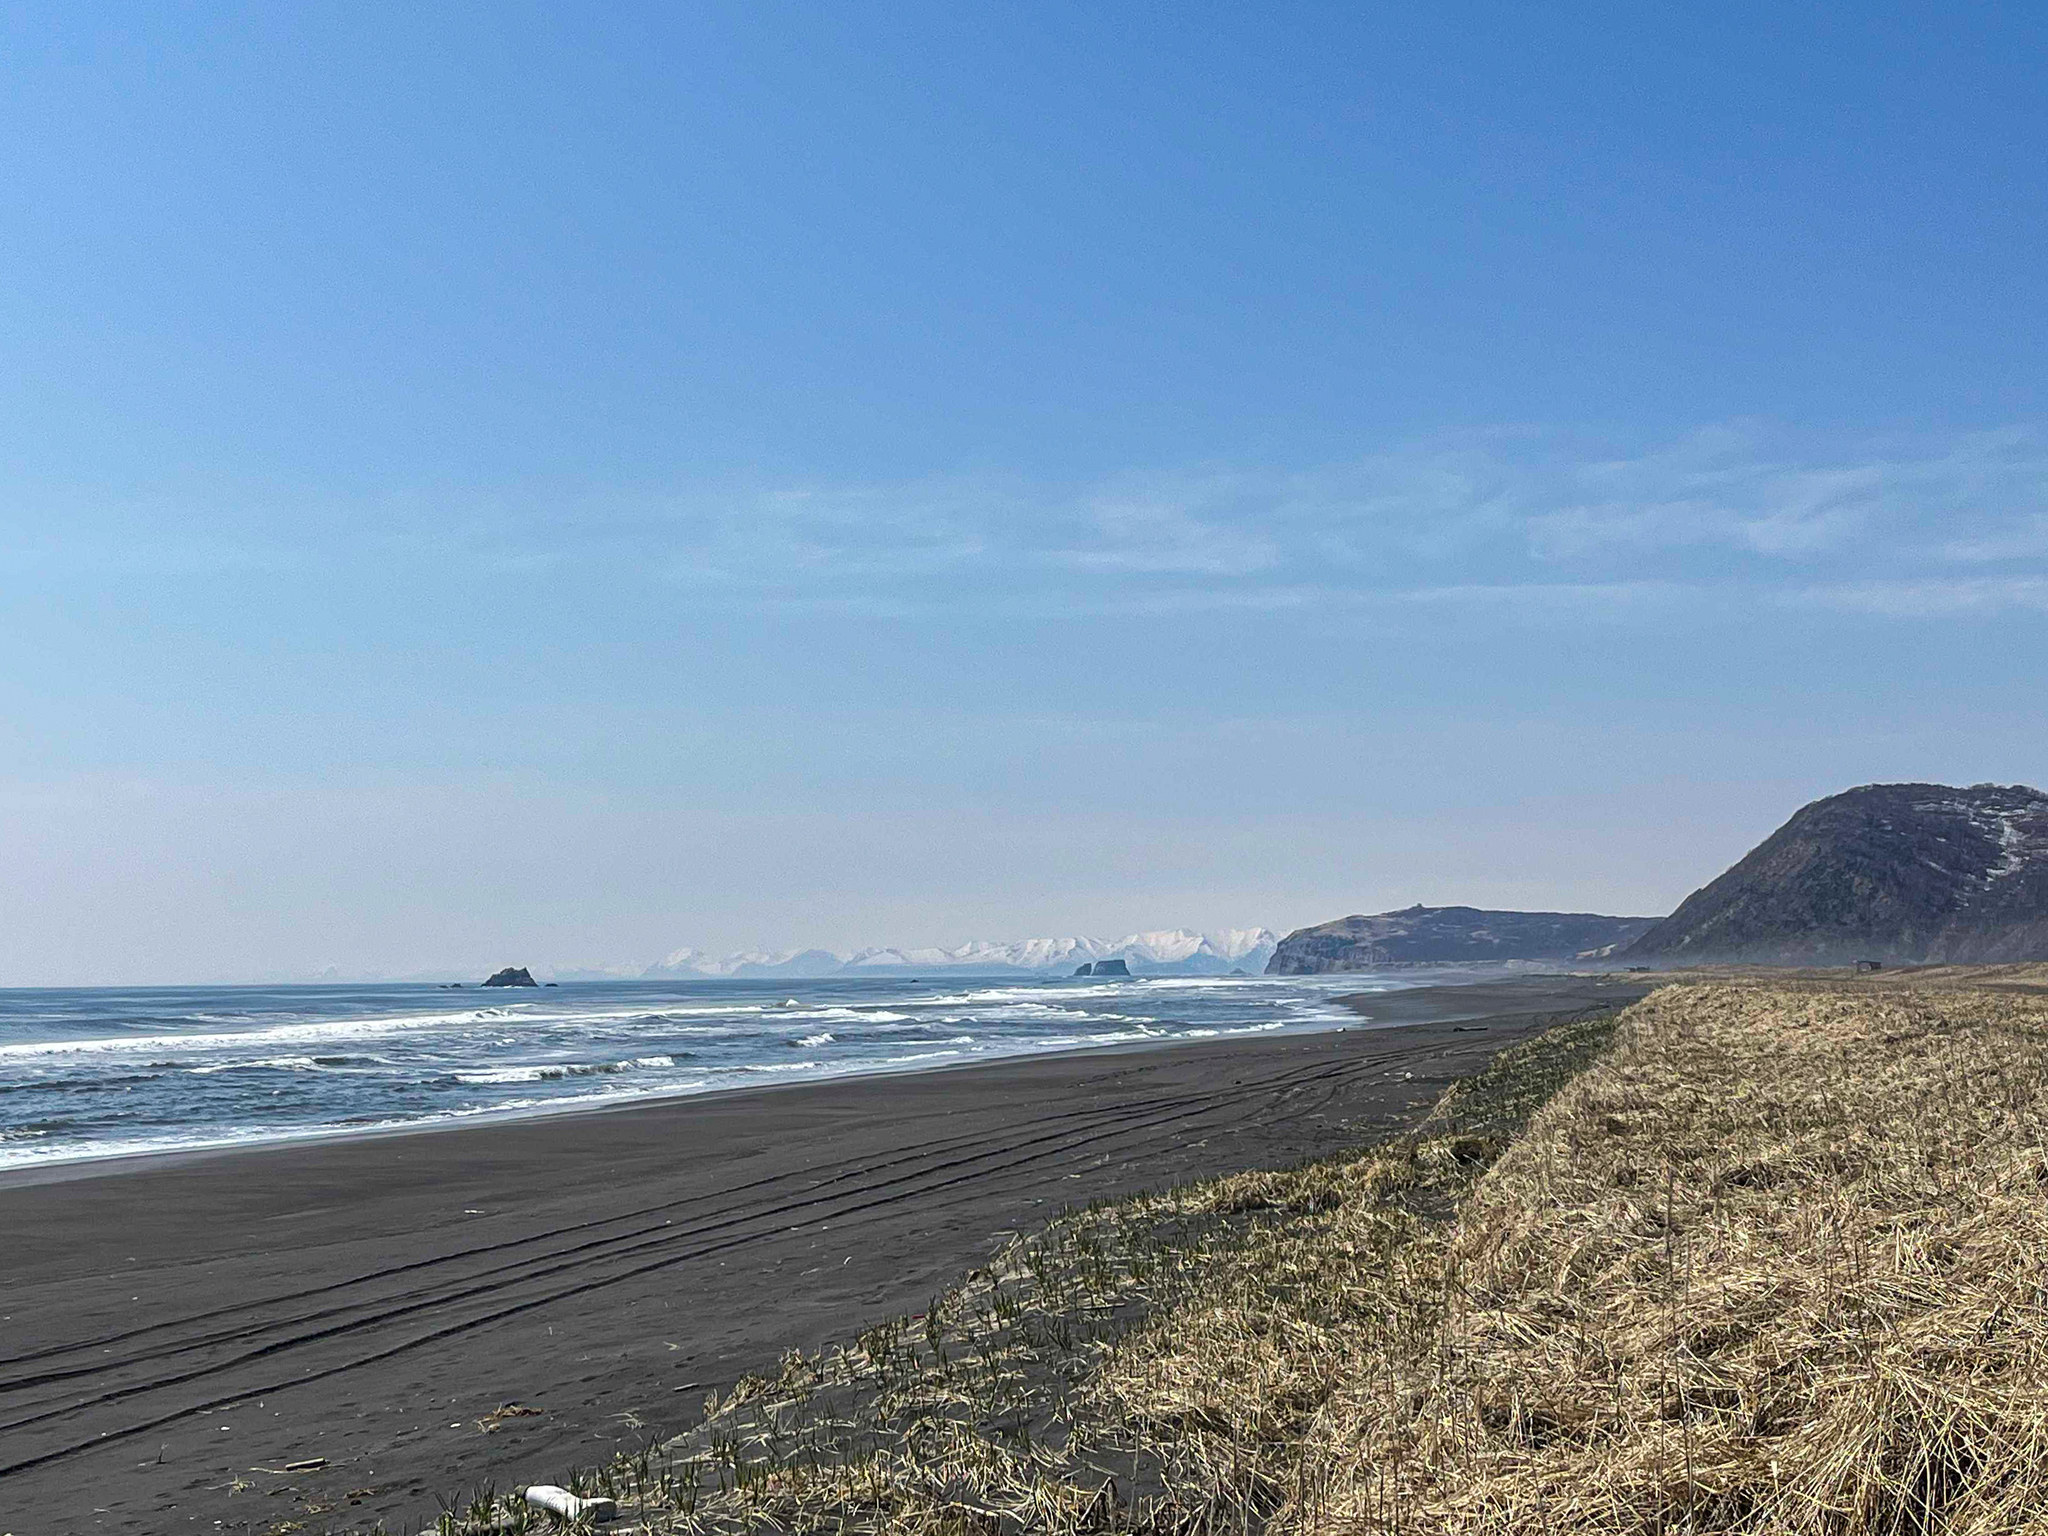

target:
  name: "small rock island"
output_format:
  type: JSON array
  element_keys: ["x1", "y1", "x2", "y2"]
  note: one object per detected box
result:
[
  {"x1": 481, "y1": 966, "x2": 539, "y2": 988},
  {"x1": 1073, "y1": 958, "x2": 1131, "y2": 977}
]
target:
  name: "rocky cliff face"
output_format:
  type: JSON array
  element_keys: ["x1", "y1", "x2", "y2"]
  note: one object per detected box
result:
[
  {"x1": 1266, "y1": 905, "x2": 1660, "y2": 974},
  {"x1": 1625, "y1": 782, "x2": 2048, "y2": 966}
]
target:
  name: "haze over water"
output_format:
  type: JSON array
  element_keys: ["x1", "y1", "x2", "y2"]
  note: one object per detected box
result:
[{"x1": 0, "y1": 971, "x2": 1423, "y2": 1169}]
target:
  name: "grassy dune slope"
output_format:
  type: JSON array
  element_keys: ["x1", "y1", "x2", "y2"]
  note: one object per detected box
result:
[
  {"x1": 1317, "y1": 978, "x2": 2048, "y2": 1533},
  {"x1": 440, "y1": 975, "x2": 2048, "y2": 1534}
]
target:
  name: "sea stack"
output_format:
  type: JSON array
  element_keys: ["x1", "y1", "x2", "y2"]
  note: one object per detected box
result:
[{"x1": 481, "y1": 966, "x2": 539, "y2": 988}]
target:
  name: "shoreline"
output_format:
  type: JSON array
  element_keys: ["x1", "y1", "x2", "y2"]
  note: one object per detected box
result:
[
  {"x1": 4, "y1": 974, "x2": 1646, "y2": 1533},
  {"x1": 0, "y1": 970, "x2": 1563, "y2": 1189},
  {"x1": 0, "y1": 1013, "x2": 1342, "y2": 1189}
]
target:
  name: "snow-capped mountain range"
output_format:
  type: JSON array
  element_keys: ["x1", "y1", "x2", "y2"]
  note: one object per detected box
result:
[{"x1": 637, "y1": 928, "x2": 1279, "y2": 979}]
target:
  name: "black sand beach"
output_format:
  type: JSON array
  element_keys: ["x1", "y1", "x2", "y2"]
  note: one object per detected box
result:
[{"x1": 0, "y1": 974, "x2": 1644, "y2": 1533}]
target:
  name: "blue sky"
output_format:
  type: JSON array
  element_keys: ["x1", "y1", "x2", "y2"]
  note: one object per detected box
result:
[{"x1": 3, "y1": 3, "x2": 2045, "y2": 982}]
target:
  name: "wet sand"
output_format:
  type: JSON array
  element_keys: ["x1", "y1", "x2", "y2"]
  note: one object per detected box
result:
[{"x1": 0, "y1": 973, "x2": 1645, "y2": 1533}]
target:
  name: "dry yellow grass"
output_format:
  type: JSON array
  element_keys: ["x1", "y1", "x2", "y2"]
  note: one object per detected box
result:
[
  {"x1": 1292, "y1": 980, "x2": 2048, "y2": 1533},
  {"x1": 438, "y1": 976, "x2": 2048, "y2": 1535}
]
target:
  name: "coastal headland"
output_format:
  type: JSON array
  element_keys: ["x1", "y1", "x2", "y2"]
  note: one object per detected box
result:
[{"x1": 0, "y1": 974, "x2": 1642, "y2": 1533}]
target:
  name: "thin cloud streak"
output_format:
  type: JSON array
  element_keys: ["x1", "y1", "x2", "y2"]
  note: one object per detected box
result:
[
  {"x1": 1781, "y1": 577, "x2": 2048, "y2": 618},
  {"x1": 12, "y1": 424, "x2": 2048, "y2": 625},
  {"x1": 643, "y1": 424, "x2": 2048, "y2": 621}
]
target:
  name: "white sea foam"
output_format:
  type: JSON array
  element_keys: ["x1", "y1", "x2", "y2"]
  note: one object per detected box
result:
[
  {"x1": 0, "y1": 1013, "x2": 746, "y2": 1060},
  {"x1": 450, "y1": 1054, "x2": 687, "y2": 1085},
  {"x1": 919, "y1": 984, "x2": 1134, "y2": 1006},
  {"x1": 774, "y1": 1007, "x2": 914, "y2": 1024},
  {"x1": 453, "y1": 1066, "x2": 554, "y2": 1085},
  {"x1": 1030, "y1": 1027, "x2": 1171, "y2": 1047},
  {"x1": 185, "y1": 1055, "x2": 331, "y2": 1074},
  {"x1": 925, "y1": 1000, "x2": 1154, "y2": 1024}
]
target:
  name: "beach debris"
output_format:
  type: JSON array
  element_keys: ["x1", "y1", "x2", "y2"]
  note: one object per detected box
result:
[
  {"x1": 476, "y1": 1402, "x2": 544, "y2": 1432},
  {"x1": 247, "y1": 1456, "x2": 325, "y2": 1474},
  {"x1": 524, "y1": 1484, "x2": 617, "y2": 1523}
]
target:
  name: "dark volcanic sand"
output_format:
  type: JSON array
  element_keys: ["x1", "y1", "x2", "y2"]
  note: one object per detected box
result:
[{"x1": 0, "y1": 974, "x2": 1645, "y2": 1534}]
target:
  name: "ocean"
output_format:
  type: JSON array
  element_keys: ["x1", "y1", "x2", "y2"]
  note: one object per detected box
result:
[{"x1": 0, "y1": 970, "x2": 1419, "y2": 1169}]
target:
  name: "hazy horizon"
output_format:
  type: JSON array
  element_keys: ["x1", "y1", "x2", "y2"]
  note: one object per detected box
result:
[{"x1": 4, "y1": 5, "x2": 2044, "y2": 986}]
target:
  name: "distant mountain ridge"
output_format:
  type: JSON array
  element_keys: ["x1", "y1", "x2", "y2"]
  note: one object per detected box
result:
[
  {"x1": 1266, "y1": 905, "x2": 1661, "y2": 974},
  {"x1": 1626, "y1": 782, "x2": 2048, "y2": 965},
  {"x1": 641, "y1": 927, "x2": 1279, "y2": 979}
]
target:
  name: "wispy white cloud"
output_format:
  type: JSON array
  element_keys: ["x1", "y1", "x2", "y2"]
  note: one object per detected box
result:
[
  {"x1": 1395, "y1": 580, "x2": 1696, "y2": 615},
  {"x1": 1514, "y1": 427, "x2": 2043, "y2": 563},
  {"x1": 1051, "y1": 492, "x2": 1282, "y2": 575},
  {"x1": 1781, "y1": 577, "x2": 2048, "y2": 618},
  {"x1": 12, "y1": 424, "x2": 2048, "y2": 624},
  {"x1": 1938, "y1": 514, "x2": 2048, "y2": 564},
  {"x1": 685, "y1": 424, "x2": 2048, "y2": 620}
]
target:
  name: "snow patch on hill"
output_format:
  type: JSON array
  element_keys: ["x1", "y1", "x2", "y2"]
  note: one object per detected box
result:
[{"x1": 1911, "y1": 792, "x2": 2048, "y2": 885}]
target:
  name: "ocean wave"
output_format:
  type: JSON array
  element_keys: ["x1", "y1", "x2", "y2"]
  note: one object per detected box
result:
[
  {"x1": 0, "y1": 1017, "x2": 483, "y2": 1059},
  {"x1": 1114, "y1": 975, "x2": 1283, "y2": 991},
  {"x1": 446, "y1": 1054, "x2": 690, "y2": 1085},
  {"x1": 0, "y1": 1003, "x2": 766, "y2": 1061},
  {"x1": 1274, "y1": 998, "x2": 1367, "y2": 1025},
  {"x1": 185, "y1": 1054, "x2": 373, "y2": 1075},
  {"x1": 1177, "y1": 1020, "x2": 1288, "y2": 1039},
  {"x1": 449, "y1": 1066, "x2": 560, "y2": 1085},
  {"x1": 912, "y1": 999, "x2": 1129, "y2": 1022},
  {"x1": 915, "y1": 983, "x2": 1134, "y2": 1006},
  {"x1": 1030, "y1": 1026, "x2": 1172, "y2": 1047},
  {"x1": 0, "y1": 1079, "x2": 720, "y2": 1169},
  {"x1": 773, "y1": 1007, "x2": 914, "y2": 1024},
  {"x1": 794, "y1": 1032, "x2": 835, "y2": 1048},
  {"x1": 0, "y1": 1071, "x2": 170, "y2": 1094}
]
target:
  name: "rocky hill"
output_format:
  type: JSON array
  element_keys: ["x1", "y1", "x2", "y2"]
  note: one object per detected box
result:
[
  {"x1": 1266, "y1": 905, "x2": 1660, "y2": 973},
  {"x1": 1625, "y1": 782, "x2": 2048, "y2": 965}
]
